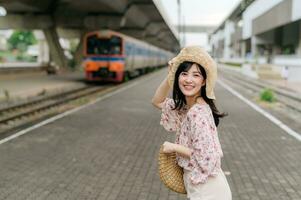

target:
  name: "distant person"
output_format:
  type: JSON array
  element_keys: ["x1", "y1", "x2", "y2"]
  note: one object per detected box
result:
[
  {"x1": 152, "y1": 46, "x2": 232, "y2": 200},
  {"x1": 281, "y1": 66, "x2": 289, "y2": 87}
]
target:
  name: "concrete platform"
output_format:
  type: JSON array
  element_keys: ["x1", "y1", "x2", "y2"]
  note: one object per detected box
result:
[
  {"x1": 0, "y1": 69, "x2": 300, "y2": 200},
  {"x1": 0, "y1": 72, "x2": 86, "y2": 105},
  {"x1": 219, "y1": 64, "x2": 301, "y2": 95},
  {"x1": 264, "y1": 79, "x2": 301, "y2": 94}
]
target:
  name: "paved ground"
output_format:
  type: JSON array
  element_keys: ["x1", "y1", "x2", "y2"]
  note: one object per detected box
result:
[
  {"x1": 219, "y1": 64, "x2": 301, "y2": 95},
  {"x1": 264, "y1": 79, "x2": 301, "y2": 94},
  {"x1": 0, "y1": 68, "x2": 300, "y2": 200},
  {"x1": 0, "y1": 72, "x2": 86, "y2": 103}
]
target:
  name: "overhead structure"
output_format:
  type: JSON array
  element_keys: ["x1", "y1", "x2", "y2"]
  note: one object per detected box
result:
[
  {"x1": 0, "y1": 0, "x2": 180, "y2": 68},
  {"x1": 175, "y1": 25, "x2": 217, "y2": 34}
]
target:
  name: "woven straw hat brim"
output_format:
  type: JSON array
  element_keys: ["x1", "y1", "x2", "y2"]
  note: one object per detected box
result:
[
  {"x1": 158, "y1": 146, "x2": 186, "y2": 194},
  {"x1": 168, "y1": 46, "x2": 217, "y2": 99}
]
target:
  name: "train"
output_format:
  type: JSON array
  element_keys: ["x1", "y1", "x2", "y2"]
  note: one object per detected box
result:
[{"x1": 83, "y1": 30, "x2": 174, "y2": 82}]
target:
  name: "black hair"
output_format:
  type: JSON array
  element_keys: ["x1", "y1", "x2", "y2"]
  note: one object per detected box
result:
[{"x1": 172, "y1": 61, "x2": 227, "y2": 126}]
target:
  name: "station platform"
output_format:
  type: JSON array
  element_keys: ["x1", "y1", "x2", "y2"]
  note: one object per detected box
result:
[
  {"x1": 219, "y1": 64, "x2": 301, "y2": 95},
  {"x1": 0, "y1": 71, "x2": 86, "y2": 106},
  {"x1": 264, "y1": 79, "x2": 301, "y2": 94},
  {"x1": 0, "y1": 69, "x2": 300, "y2": 200}
]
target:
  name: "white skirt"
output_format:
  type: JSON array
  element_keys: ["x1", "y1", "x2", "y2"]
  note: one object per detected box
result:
[{"x1": 183, "y1": 169, "x2": 232, "y2": 200}]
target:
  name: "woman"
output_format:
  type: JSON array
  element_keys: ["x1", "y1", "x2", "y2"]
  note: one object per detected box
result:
[{"x1": 152, "y1": 46, "x2": 232, "y2": 200}]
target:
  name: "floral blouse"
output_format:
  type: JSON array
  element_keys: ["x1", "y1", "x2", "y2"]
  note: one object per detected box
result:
[{"x1": 160, "y1": 98, "x2": 223, "y2": 185}]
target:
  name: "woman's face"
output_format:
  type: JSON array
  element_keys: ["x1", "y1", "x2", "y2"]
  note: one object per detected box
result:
[{"x1": 178, "y1": 63, "x2": 205, "y2": 98}]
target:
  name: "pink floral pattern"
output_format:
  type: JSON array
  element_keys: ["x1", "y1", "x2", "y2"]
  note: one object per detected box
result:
[{"x1": 160, "y1": 98, "x2": 223, "y2": 185}]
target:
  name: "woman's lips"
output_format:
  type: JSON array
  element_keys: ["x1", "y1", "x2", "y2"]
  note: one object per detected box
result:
[{"x1": 183, "y1": 85, "x2": 194, "y2": 90}]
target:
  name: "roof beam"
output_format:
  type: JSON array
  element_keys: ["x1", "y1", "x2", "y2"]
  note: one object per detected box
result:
[
  {"x1": 83, "y1": 15, "x2": 123, "y2": 29},
  {"x1": 0, "y1": 14, "x2": 53, "y2": 29},
  {"x1": 175, "y1": 25, "x2": 217, "y2": 33}
]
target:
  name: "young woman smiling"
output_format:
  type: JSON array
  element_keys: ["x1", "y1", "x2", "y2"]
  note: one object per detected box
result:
[{"x1": 152, "y1": 46, "x2": 232, "y2": 200}]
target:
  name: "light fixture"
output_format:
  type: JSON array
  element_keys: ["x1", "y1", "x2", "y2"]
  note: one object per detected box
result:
[{"x1": 0, "y1": 6, "x2": 7, "y2": 16}]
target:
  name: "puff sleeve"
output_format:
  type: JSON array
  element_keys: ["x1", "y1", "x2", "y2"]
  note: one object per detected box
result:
[
  {"x1": 188, "y1": 112, "x2": 222, "y2": 185},
  {"x1": 160, "y1": 98, "x2": 180, "y2": 132}
]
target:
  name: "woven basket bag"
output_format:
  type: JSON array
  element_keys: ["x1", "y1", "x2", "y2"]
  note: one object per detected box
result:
[{"x1": 158, "y1": 146, "x2": 187, "y2": 194}]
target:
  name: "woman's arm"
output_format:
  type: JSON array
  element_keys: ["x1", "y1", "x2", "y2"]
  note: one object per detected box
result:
[
  {"x1": 152, "y1": 62, "x2": 174, "y2": 109},
  {"x1": 151, "y1": 76, "x2": 171, "y2": 110},
  {"x1": 162, "y1": 141, "x2": 192, "y2": 158}
]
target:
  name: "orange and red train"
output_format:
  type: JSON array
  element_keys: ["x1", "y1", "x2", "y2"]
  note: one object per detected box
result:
[{"x1": 83, "y1": 30, "x2": 173, "y2": 82}]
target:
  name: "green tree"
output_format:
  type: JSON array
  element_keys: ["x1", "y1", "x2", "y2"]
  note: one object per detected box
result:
[{"x1": 7, "y1": 30, "x2": 37, "y2": 52}]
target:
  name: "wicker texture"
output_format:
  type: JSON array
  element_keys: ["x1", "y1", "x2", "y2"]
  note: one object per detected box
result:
[{"x1": 158, "y1": 146, "x2": 187, "y2": 194}]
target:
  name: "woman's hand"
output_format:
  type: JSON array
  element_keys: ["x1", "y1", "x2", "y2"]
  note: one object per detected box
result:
[
  {"x1": 162, "y1": 141, "x2": 176, "y2": 153},
  {"x1": 163, "y1": 142, "x2": 192, "y2": 158}
]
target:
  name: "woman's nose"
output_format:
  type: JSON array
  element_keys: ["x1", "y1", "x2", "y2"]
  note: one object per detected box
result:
[{"x1": 184, "y1": 75, "x2": 193, "y2": 83}]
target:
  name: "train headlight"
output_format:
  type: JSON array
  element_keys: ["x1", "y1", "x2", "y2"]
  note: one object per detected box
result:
[
  {"x1": 85, "y1": 62, "x2": 97, "y2": 71},
  {"x1": 109, "y1": 62, "x2": 123, "y2": 71}
]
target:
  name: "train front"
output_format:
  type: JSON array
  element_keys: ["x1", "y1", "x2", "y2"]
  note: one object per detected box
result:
[{"x1": 83, "y1": 32, "x2": 125, "y2": 82}]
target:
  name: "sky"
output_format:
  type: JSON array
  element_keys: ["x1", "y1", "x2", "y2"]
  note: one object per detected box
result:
[{"x1": 158, "y1": 0, "x2": 242, "y2": 48}]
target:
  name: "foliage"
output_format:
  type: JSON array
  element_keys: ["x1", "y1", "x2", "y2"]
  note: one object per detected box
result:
[
  {"x1": 224, "y1": 62, "x2": 242, "y2": 67},
  {"x1": 69, "y1": 39, "x2": 79, "y2": 54},
  {"x1": 7, "y1": 30, "x2": 37, "y2": 52},
  {"x1": 68, "y1": 59, "x2": 76, "y2": 69},
  {"x1": 260, "y1": 88, "x2": 275, "y2": 102}
]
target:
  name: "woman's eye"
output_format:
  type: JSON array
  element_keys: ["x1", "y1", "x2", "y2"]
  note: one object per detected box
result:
[
  {"x1": 193, "y1": 74, "x2": 201, "y2": 77},
  {"x1": 181, "y1": 72, "x2": 188, "y2": 76}
]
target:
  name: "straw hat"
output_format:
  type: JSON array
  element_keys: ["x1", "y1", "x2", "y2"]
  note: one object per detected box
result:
[
  {"x1": 158, "y1": 146, "x2": 186, "y2": 194},
  {"x1": 167, "y1": 46, "x2": 217, "y2": 99}
]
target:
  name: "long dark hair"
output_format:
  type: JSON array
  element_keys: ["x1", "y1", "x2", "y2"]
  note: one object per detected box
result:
[{"x1": 172, "y1": 61, "x2": 227, "y2": 126}]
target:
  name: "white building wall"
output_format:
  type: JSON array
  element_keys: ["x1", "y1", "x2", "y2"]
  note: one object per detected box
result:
[
  {"x1": 210, "y1": 34, "x2": 218, "y2": 49},
  {"x1": 292, "y1": 0, "x2": 301, "y2": 21},
  {"x1": 210, "y1": 29, "x2": 224, "y2": 57},
  {"x1": 0, "y1": 30, "x2": 12, "y2": 51},
  {"x1": 242, "y1": 0, "x2": 284, "y2": 39},
  {"x1": 224, "y1": 20, "x2": 235, "y2": 59},
  {"x1": 33, "y1": 30, "x2": 50, "y2": 64},
  {"x1": 217, "y1": 29, "x2": 224, "y2": 41},
  {"x1": 211, "y1": 29, "x2": 224, "y2": 45},
  {"x1": 0, "y1": 34, "x2": 6, "y2": 51}
]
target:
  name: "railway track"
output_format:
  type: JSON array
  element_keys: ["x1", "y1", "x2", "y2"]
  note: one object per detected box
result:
[
  {"x1": 0, "y1": 85, "x2": 111, "y2": 135},
  {"x1": 219, "y1": 67, "x2": 301, "y2": 113}
]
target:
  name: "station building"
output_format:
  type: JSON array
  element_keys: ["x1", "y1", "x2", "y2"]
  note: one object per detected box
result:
[{"x1": 210, "y1": 0, "x2": 301, "y2": 81}]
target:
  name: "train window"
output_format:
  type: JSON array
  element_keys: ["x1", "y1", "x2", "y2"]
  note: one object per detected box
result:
[
  {"x1": 98, "y1": 39, "x2": 110, "y2": 54},
  {"x1": 86, "y1": 35, "x2": 98, "y2": 54},
  {"x1": 110, "y1": 36, "x2": 122, "y2": 55},
  {"x1": 86, "y1": 35, "x2": 122, "y2": 55},
  {"x1": 86, "y1": 35, "x2": 110, "y2": 55}
]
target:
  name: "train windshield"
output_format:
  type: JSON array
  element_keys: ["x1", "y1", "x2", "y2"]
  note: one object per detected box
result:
[{"x1": 86, "y1": 35, "x2": 122, "y2": 55}]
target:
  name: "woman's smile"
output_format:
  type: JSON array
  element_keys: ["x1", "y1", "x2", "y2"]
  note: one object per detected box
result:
[
  {"x1": 179, "y1": 64, "x2": 205, "y2": 98},
  {"x1": 183, "y1": 84, "x2": 194, "y2": 90}
]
